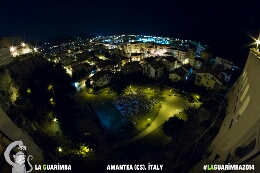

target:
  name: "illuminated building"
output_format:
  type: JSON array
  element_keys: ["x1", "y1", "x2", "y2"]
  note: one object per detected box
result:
[
  {"x1": 191, "y1": 48, "x2": 260, "y2": 172},
  {"x1": 162, "y1": 56, "x2": 178, "y2": 72},
  {"x1": 214, "y1": 57, "x2": 233, "y2": 69},
  {"x1": 169, "y1": 67, "x2": 188, "y2": 82},
  {"x1": 194, "y1": 67, "x2": 226, "y2": 90},
  {"x1": 90, "y1": 71, "x2": 112, "y2": 88}
]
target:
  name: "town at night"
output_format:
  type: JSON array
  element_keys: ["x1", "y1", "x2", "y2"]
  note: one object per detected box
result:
[{"x1": 0, "y1": 1, "x2": 260, "y2": 173}]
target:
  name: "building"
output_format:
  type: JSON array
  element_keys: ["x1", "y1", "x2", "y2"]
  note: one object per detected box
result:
[
  {"x1": 194, "y1": 67, "x2": 226, "y2": 90},
  {"x1": 96, "y1": 60, "x2": 110, "y2": 71},
  {"x1": 220, "y1": 68, "x2": 233, "y2": 82},
  {"x1": 191, "y1": 48, "x2": 260, "y2": 172},
  {"x1": 215, "y1": 56, "x2": 233, "y2": 69},
  {"x1": 90, "y1": 71, "x2": 112, "y2": 88},
  {"x1": 200, "y1": 49, "x2": 213, "y2": 60},
  {"x1": 172, "y1": 48, "x2": 192, "y2": 63},
  {"x1": 122, "y1": 61, "x2": 139, "y2": 74},
  {"x1": 0, "y1": 107, "x2": 44, "y2": 173},
  {"x1": 120, "y1": 43, "x2": 146, "y2": 53},
  {"x1": 162, "y1": 56, "x2": 178, "y2": 72},
  {"x1": 130, "y1": 53, "x2": 144, "y2": 61},
  {"x1": 142, "y1": 61, "x2": 164, "y2": 79},
  {"x1": 71, "y1": 63, "x2": 92, "y2": 77},
  {"x1": 190, "y1": 57, "x2": 206, "y2": 70},
  {"x1": 169, "y1": 67, "x2": 188, "y2": 82}
]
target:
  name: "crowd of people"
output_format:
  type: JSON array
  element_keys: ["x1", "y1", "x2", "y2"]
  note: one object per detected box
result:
[{"x1": 113, "y1": 88, "x2": 158, "y2": 116}]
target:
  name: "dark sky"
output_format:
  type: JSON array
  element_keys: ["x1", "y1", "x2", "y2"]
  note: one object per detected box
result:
[{"x1": 1, "y1": 1, "x2": 260, "y2": 65}]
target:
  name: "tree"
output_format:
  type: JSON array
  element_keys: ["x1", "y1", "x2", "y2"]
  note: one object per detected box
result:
[
  {"x1": 110, "y1": 73, "x2": 128, "y2": 95},
  {"x1": 162, "y1": 116, "x2": 185, "y2": 137}
]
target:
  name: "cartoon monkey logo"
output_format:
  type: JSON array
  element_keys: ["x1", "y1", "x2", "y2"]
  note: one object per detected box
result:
[{"x1": 4, "y1": 140, "x2": 33, "y2": 173}]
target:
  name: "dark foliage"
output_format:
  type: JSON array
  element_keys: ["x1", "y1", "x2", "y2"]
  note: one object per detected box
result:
[{"x1": 162, "y1": 116, "x2": 185, "y2": 137}]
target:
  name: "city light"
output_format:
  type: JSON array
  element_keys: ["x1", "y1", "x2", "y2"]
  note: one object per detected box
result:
[
  {"x1": 21, "y1": 42, "x2": 25, "y2": 47},
  {"x1": 27, "y1": 88, "x2": 31, "y2": 94},
  {"x1": 10, "y1": 47, "x2": 15, "y2": 52},
  {"x1": 58, "y1": 147, "x2": 62, "y2": 152},
  {"x1": 256, "y1": 39, "x2": 260, "y2": 49},
  {"x1": 53, "y1": 118, "x2": 58, "y2": 122}
]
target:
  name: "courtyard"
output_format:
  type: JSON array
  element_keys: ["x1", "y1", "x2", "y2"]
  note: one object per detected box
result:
[{"x1": 73, "y1": 82, "x2": 201, "y2": 145}]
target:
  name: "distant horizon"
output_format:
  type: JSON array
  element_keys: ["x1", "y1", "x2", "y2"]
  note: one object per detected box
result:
[{"x1": 0, "y1": 32, "x2": 253, "y2": 68}]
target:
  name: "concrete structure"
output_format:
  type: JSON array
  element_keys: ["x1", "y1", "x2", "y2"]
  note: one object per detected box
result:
[
  {"x1": 122, "y1": 61, "x2": 139, "y2": 74},
  {"x1": 195, "y1": 67, "x2": 226, "y2": 90},
  {"x1": 191, "y1": 49, "x2": 260, "y2": 172},
  {"x1": 90, "y1": 71, "x2": 112, "y2": 88},
  {"x1": 172, "y1": 48, "x2": 192, "y2": 63},
  {"x1": 169, "y1": 67, "x2": 187, "y2": 82},
  {"x1": 162, "y1": 56, "x2": 178, "y2": 72},
  {"x1": 215, "y1": 57, "x2": 233, "y2": 69},
  {"x1": 200, "y1": 50, "x2": 213, "y2": 60},
  {"x1": 130, "y1": 53, "x2": 144, "y2": 61},
  {"x1": 96, "y1": 60, "x2": 110, "y2": 71},
  {"x1": 190, "y1": 57, "x2": 206, "y2": 70},
  {"x1": 120, "y1": 43, "x2": 146, "y2": 53},
  {"x1": 142, "y1": 61, "x2": 164, "y2": 80},
  {"x1": 0, "y1": 107, "x2": 44, "y2": 173}
]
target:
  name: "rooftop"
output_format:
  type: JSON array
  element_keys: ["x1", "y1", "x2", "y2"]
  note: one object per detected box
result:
[
  {"x1": 250, "y1": 47, "x2": 260, "y2": 58},
  {"x1": 171, "y1": 67, "x2": 187, "y2": 78},
  {"x1": 196, "y1": 67, "x2": 225, "y2": 84},
  {"x1": 91, "y1": 70, "x2": 111, "y2": 82},
  {"x1": 163, "y1": 56, "x2": 178, "y2": 63}
]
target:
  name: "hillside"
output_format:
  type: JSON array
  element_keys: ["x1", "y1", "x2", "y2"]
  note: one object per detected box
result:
[{"x1": 0, "y1": 55, "x2": 48, "y2": 111}]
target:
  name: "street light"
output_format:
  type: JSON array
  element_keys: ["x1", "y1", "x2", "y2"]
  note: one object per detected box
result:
[
  {"x1": 256, "y1": 39, "x2": 260, "y2": 50},
  {"x1": 10, "y1": 47, "x2": 15, "y2": 52},
  {"x1": 58, "y1": 147, "x2": 62, "y2": 152},
  {"x1": 53, "y1": 118, "x2": 57, "y2": 122}
]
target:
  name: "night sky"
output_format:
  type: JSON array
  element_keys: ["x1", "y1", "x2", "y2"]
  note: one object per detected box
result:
[{"x1": 1, "y1": 1, "x2": 260, "y2": 65}]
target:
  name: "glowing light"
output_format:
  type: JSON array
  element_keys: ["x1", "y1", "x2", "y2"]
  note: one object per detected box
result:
[
  {"x1": 47, "y1": 84, "x2": 53, "y2": 92},
  {"x1": 256, "y1": 39, "x2": 260, "y2": 49},
  {"x1": 33, "y1": 47, "x2": 37, "y2": 52},
  {"x1": 10, "y1": 47, "x2": 15, "y2": 52},
  {"x1": 21, "y1": 42, "x2": 25, "y2": 47},
  {"x1": 27, "y1": 88, "x2": 31, "y2": 94},
  {"x1": 148, "y1": 119, "x2": 150, "y2": 121},
  {"x1": 74, "y1": 82, "x2": 79, "y2": 89},
  {"x1": 58, "y1": 147, "x2": 62, "y2": 152},
  {"x1": 49, "y1": 97, "x2": 55, "y2": 105},
  {"x1": 53, "y1": 118, "x2": 57, "y2": 122},
  {"x1": 13, "y1": 52, "x2": 18, "y2": 56},
  {"x1": 76, "y1": 144, "x2": 92, "y2": 157}
]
